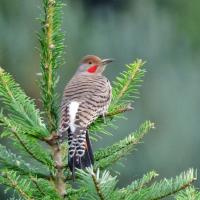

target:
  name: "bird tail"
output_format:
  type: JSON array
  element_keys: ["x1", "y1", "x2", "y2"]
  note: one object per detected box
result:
[{"x1": 68, "y1": 128, "x2": 94, "y2": 179}]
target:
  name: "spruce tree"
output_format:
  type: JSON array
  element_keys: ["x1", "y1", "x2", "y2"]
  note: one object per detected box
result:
[{"x1": 0, "y1": 0, "x2": 199, "y2": 199}]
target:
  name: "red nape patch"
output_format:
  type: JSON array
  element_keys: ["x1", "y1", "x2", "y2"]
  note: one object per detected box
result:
[{"x1": 87, "y1": 65, "x2": 97, "y2": 73}]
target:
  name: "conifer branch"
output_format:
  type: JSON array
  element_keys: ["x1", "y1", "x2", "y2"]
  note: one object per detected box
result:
[
  {"x1": 115, "y1": 60, "x2": 144, "y2": 102},
  {"x1": 39, "y1": 178, "x2": 63, "y2": 199},
  {"x1": 91, "y1": 172, "x2": 105, "y2": 200},
  {"x1": 105, "y1": 104, "x2": 133, "y2": 118},
  {"x1": 66, "y1": 188, "x2": 86, "y2": 200},
  {"x1": 127, "y1": 171, "x2": 159, "y2": 192},
  {"x1": 94, "y1": 121, "x2": 155, "y2": 169},
  {"x1": 77, "y1": 168, "x2": 117, "y2": 200},
  {"x1": 0, "y1": 113, "x2": 53, "y2": 167},
  {"x1": 151, "y1": 170, "x2": 197, "y2": 200},
  {"x1": 1, "y1": 171, "x2": 34, "y2": 200},
  {"x1": 39, "y1": 0, "x2": 65, "y2": 197},
  {"x1": 110, "y1": 59, "x2": 146, "y2": 111},
  {"x1": 12, "y1": 129, "x2": 47, "y2": 166},
  {"x1": 88, "y1": 104, "x2": 133, "y2": 140},
  {"x1": 30, "y1": 176, "x2": 46, "y2": 197},
  {"x1": 51, "y1": 134, "x2": 66, "y2": 197},
  {"x1": 41, "y1": 0, "x2": 57, "y2": 131},
  {"x1": 152, "y1": 182, "x2": 193, "y2": 200},
  {"x1": 0, "y1": 68, "x2": 47, "y2": 138},
  {"x1": 175, "y1": 187, "x2": 200, "y2": 199},
  {"x1": 122, "y1": 168, "x2": 197, "y2": 200},
  {"x1": 0, "y1": 144, "x2": 49, "y2": 179},
  {"x1": 114, "y1": 171, "x2": 158, "y2": 199},
  {"x1": 39, "y1": 0, "x2": 64, "y2": 132}
]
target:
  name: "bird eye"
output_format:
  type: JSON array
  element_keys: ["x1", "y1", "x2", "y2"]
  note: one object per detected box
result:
[{"x1": 88, "y1": 61, "x2": 92, "y2": 65}]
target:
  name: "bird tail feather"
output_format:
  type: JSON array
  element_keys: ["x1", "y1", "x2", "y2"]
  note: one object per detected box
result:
[{"x1": 68, "y1": 129, "x2": 94, "y2": 180}]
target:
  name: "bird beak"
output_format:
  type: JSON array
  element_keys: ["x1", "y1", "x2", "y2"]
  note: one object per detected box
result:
[{"x1": 101, "y1": 58, "x2": 114, "y2": 65}]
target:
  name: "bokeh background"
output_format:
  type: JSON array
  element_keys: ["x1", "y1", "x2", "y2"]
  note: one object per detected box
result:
[{"x1": 1, "y1": 0, "x2": 200, "y2": 199}]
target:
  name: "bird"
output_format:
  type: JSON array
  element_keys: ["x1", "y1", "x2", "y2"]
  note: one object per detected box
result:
[{"x1": 59, "y1": 55, "x2": 113, "y2": 178}]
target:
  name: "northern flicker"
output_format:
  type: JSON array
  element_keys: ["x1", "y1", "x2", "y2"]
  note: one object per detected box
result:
[{"x1": 59, "y1": 55, "x2": 113, "y2": 177}]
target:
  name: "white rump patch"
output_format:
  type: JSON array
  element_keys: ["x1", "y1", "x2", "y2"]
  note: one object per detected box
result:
[{"x1": 69, "y1": 101, "x2": 79, "y2": 132}]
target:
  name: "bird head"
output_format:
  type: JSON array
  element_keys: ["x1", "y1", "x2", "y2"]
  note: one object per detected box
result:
[{"x1": 77, "y1": 55, "x2": 113, "y2": 74}]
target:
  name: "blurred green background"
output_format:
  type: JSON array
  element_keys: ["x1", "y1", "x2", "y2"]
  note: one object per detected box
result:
[{"x1": 1, "y1": 0, "x2": 200, "y2": 199}]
